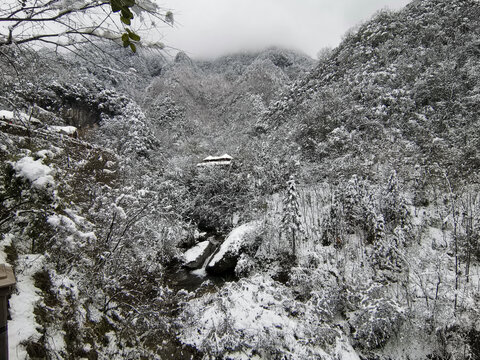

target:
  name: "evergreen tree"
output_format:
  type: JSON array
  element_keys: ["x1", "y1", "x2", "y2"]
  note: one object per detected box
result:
[
  {"x1": 383, "y1": 170, "x2": 410, "y2": 230},
  {"x1": 281, "y1": 175, "x2": 303, "y2": 257}
]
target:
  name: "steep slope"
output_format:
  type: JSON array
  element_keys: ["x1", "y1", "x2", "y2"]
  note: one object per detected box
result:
[
  {"x1": 261, "y1": 0, "x2": 480, "y2": 184},
  {"x1": 144, "y1": 48, "x2": 314, "y2": 156},
  {"x1": 3, "y1": 1, "x2": 480, "y2": 358}
]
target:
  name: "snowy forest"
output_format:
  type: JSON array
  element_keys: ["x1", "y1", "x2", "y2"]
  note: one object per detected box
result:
[{"x1": 1, "y1": 0, "x2": 480, "y2": 358}]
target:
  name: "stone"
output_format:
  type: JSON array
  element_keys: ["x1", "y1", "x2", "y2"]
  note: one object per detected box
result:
[
  {"x1": 206, "y1": 221, "x2": 261, "y2": 275},
  {"x1": 183, "y1": 240, "x2": 215, "y2": 269}
]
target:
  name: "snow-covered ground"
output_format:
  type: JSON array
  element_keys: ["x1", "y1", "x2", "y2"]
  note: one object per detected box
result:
[{"x1": 0, "y1": 235, "x2": 44, "y2": 359}]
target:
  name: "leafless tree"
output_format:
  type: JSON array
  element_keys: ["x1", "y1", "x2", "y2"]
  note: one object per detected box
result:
[{"x1": 0, "y1": 0, "x2": 173, "y2": 52}]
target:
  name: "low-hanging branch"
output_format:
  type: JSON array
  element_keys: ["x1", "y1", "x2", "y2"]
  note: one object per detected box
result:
[{"x1": 0, "y1": 0, "x2": 173, "y2": 52}]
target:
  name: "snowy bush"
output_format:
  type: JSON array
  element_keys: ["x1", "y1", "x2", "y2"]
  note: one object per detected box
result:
[
  {"x1": 178, "y1": 275, "x2": 339, "y2": 359},
  {"x1": 288, "y1": 261, "x2": 341, "y2": 319},
  {"x1": 234, "y1": 253, "x2": 256, "y2": 277},
  {"x1": 346, "y1": 282, "x2": 405, "y2": 350},
  {"x1": 182, "y1": 166, "x2": 258, "y2": 234}
]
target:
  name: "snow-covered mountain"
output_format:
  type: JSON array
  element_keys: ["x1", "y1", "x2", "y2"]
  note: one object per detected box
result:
[{"x1": 1, "y1": 0, "x2": 480, "y2": 358}]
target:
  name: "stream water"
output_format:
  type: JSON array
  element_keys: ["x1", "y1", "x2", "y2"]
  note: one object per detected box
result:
[
  {"x1": 164, "y1": 233, "x2": 236, "y2": 291},
  {"x1": 165, "y1": 265, "x2": 234, "y2": 292}
]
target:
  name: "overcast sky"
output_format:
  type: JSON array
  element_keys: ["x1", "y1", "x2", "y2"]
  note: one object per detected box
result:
[{"x1": 159, "y1": 0, "x2": 411, "y2": 59}]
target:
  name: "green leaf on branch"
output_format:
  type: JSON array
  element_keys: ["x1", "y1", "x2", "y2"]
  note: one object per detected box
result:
[
  {"x1": 110, "y1": 0, "x2": 140, "y2": 53},
  {"x1": 127, "y1": 32, "x2": 140, "y2": 41},
  {"x1": 121, "y1": 8, "x2": 133, "y2": 20},
  {"x1": 110, "y1": 0, "x2": 122, "y2": 12}
]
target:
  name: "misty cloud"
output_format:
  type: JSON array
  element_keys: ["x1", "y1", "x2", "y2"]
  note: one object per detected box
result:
[{"x1": 160, "y1": 0, "x2": 411, "y2": 59}]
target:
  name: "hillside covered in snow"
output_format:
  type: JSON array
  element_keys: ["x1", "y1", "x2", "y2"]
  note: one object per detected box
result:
[{"x1": 1, "y1": 0, "x2": 480, "y2": 358}]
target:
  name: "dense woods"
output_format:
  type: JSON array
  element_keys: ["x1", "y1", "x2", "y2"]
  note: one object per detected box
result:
[{"x1": 1, "y1": 0, "x2": 480, "y2": 358}]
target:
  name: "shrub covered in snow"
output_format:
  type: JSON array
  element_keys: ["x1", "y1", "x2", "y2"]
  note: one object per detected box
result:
[
  {"x1": 345, "y1": 282, "x2": 405, "y2": 351},
  {"x1": 178, "y1": 274, "x2": 342, "y2": 359}
]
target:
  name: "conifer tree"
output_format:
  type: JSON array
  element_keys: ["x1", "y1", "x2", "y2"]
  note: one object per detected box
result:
[{"x1": 281, "y1": 175, "x2": 303, "y2": 257}]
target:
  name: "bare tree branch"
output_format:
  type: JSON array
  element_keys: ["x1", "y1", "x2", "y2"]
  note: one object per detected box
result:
[{"x1": 0, "y1": 0, "x2": 171, "y2": 50}]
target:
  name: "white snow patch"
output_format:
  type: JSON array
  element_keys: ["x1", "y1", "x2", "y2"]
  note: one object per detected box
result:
[
  {"x1": 112, "y1": 204, "x2": 127, "y2": 220},
  {"x1": 197, "y1": 153, "x2": 233, "y2": 166},
  {"x1": 9, "y1": 255, "x2": 45, "y2": 360},
  {"x1": 48, "y1": 330, "x2": 66, "y2": 354},
  {"x1": 64, "y1": 208, "x2": 88, "y2": 226},
  {"x1": 47, "y1": 215, "x2": 61, "y2": 227},
  {"x1": 54, "y1": 275, "x2": 80, "y2": 300},
  {"x1": 0, "y1": 110, "x2": 41, "y2": 124},
  {"x1": 48, "y1": 125, "x2": 78, "y2": 135},
  {"x1": 209, "y1": 221, "x2": 260, "y2": 267},
  {"x1": 35, "y1": 149, "x2": 55, "y2": 159},
  {"x1": 12, "y1": 156, "x2": 54, "y2": 189},
  {"x1": 183, "y1": 241, "x2": 210, "y2": 264},
  {"x1": 47, "y1": 214, "x2": 76, "y2": 232},
  {"x1": 190, "y1": 268, "x2": 207, "y2": 277},
  {"x1": 0, "y1": 110, "x2": 14, "y2": 120}
]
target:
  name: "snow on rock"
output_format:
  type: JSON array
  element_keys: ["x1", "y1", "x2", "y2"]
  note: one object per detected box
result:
[
  {"x1": 12, "y1": 156, "x2": 54, "y2": 189},
  {"x1": 0, "y1": 109, "x2": 41, "y2": 124},
  {"x1": 9, "y1": 255, "x2": 45, "y2": 360},
  {"x1": 48, "y1": 125, "x2": 78, "y2": 136},
  {"x1": 36, "y1": 149, "x2": 55, "y2": 159},
  {"x1": 197, "y1": 154, "x2": 234, "y2": 167},
  {"x1": 183, "y1": 240, "x2": 214, "y2": 269},
  {"x1": 206, "y1": 221, "x2": 261, "y2": 274}
]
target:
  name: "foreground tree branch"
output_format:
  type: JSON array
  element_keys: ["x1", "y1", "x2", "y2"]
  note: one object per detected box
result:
[{"x1": 0, "y1": 0, "x2": 173, "y2": 52}]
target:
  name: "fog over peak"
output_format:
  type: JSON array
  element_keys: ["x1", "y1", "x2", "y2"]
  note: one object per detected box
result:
[{"x1": 160, "y1": 0, "x2": 411, "y2": 59}]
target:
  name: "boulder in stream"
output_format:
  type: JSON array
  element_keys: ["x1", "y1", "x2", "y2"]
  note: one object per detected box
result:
[
  {"x1": 183, "y1": 240, "x2": 216, "y2": 269},
  {"x1": 206, "y1": 221, "x2": 261, "y2": 274}
]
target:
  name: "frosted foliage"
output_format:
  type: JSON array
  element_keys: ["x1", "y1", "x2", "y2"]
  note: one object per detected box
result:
[
  {"x1": 2, "y1": 0, "x2": 480, "y2": 358},
  {"x1": 350, "y1": 297, "x2": 405, "y2": 350},
  {"x1": 179, "y1": 275, "x2": 340, "y2": 359},
  {"x1": 0, "y1": 0, "x2": 168, "y2": 48},
  {"x1": 281, "y1": 176, "x2": 303, "y2": 255},
  {"x1": 234, "y1": 253, "x2": 255, "y2": 277},
  {"x1": 12, "y1": 156, "x2": 54, "y2": 189}
]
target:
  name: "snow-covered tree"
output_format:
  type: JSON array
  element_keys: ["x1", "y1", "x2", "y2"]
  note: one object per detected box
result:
[
  {"x1": 281, "y1": 175, "x2": 303, "y2": 257},
  {"x1": 382, "y1": 170, "x2": 410, "y2": 230},
  {"x1": 0, "y1": 0, "x2": 172, "y2": 52}
]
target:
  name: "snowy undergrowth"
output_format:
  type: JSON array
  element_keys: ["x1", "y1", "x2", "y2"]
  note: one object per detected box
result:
[
  {"x1": 177, "y1": 183, "x2": 480, "y2": 359},
  {"x1": 8, "y1": 254, "x2": 45, "y2": 359},
  {"x1": 1, "y1": 109, "x2": 194, "y2": 358},
  {"x1": 178, "y1": 273, "x2": 344, "y2": 359}
]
